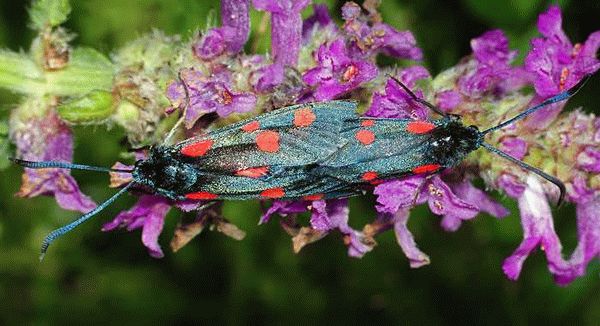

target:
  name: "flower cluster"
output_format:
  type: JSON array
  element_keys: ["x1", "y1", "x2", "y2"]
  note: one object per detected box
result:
[{"x1": 5, "y1": 1, "x2": 600, "y2": 285}]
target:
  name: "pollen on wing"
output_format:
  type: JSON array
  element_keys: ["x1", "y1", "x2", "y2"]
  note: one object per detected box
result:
[
  {"x1": 235, "y1": 166, "x2": 269, "y2": 178},
  {"x1": 185, "y1": 191, "x2": 219, "y2": 200},
  {"x1": 181, "y1": 139, "x2": 214, "y2": 157},
  {"x1": 241, "y1": 120, "x2": 260, "y2": 132},
  {"x1": 406, "y1": 121, "x2": 435, "y2": 134},
  {"x1": 261, "y1": 187, "x2": 285, "y2": 199},
  {"x1": 256, "y1": 130, "x2": 280, "y2": 152},
  {"x1": 355, "y1": 129, "x2": 375, "y2": 145},
  {"x1": 412, "y1": 164, "x2": 441, "y2": 174},
  {"x1": 293, "y1": 108, "x2": 316, "y2": 127}
]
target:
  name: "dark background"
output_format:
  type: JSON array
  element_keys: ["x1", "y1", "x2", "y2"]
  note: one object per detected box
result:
[{"x1": 0, "y1": 0, "x2": 599, "y2": 324}]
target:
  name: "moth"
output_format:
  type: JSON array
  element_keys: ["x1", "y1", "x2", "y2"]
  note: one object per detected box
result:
[{"x1": 13, "y1": 74, "x2": 591, "y2": 258}]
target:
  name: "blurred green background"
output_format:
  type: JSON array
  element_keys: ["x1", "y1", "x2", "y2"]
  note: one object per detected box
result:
[{"x1": 1, "y1": 0, "x2": 600, "y2": 324}]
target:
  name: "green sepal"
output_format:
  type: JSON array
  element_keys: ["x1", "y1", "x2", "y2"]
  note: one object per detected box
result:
[{"x1": 57, "y1": 90, "x2": 115, "y2": 123}]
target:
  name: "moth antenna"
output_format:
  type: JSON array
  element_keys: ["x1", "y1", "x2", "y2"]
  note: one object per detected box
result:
[
  {"x1": 10, "y1": 158, "x2": 133, "y2": 173},
  {"x1": 480, "y1": 142, "x2": 565, "y2": 206},
  {"x1": 39, "y1": 183, "x2": 134, "y2": 261},
  {"x1": 482, "y1": 74, "x2": 591, "y2": 135},
  {"x1": 386, "y1": 73, "x2": 448, "y2": 117}
]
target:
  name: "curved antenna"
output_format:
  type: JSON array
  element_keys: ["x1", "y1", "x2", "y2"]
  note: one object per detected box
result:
[
  {"x1": 387, "y1": 74, "x2": 448, "y2": 118},
  {"x1": 39, "y1": 183, "x2": 134, "y2": 261},
  {"x1": 482, "y1": 74, "x2": 591, "y2": 135},
  {"x1": 10, "y1": 158, "x2": 133, "y2": 173},
  {"x1": 481, "y1": 142, "x2": 565, "y2": 205}
]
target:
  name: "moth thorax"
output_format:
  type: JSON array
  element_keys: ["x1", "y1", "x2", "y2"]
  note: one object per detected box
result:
[
  {"x1": 133, "y1": 149, "x2": 197, "y2": 193},
  {"x1": 428, "y1": 122, "x2": 481, "y2": 167}
]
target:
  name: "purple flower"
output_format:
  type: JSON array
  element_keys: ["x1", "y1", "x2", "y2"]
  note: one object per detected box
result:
[
  {"x1": 522, "y1": 6, "x2": 600, "y2": 129},
  {"x1": 499, "y1": 136, "x2": 529, "y2": 160},
  {"x1": 303, "y1": 39, "x2": 377, "y2": 100},
  {"x1": 435, "y1": 90, "x2": 461, "y2": 111},
  {"x1": 458, "y1": 30, "x2": 521, "y2": 98},
  {"x1": 374, "y1": 175, "x2": 504, "y2": 232},
  {"x1": 102, "y1": 195, "x2": 171, "y2": 258},
  {"x1": 261, "y1": 199, "x2": 374, "y2": 257},
  {"x1": 166, "y1": 68, "x2": 256, "y2": 128},
  {"x1": 577, "y1": 146, "x2": 600, "y2": 173},
  {"x1": 502, "y1": 177, "x2": 572, "y2": 283},
  {"x1": 259, "y1": 200, "x2": 308, "y2": 224},
  {"x1": 370, "y1": 210, "x2": 431, "y2": 268},
  {"x1": 341, "y1": 2, "x2": 422, "y2": 60},
  {"x1": 525, "y1": 5, "x2": 600, "y2": 97},
  {"x1": 253, "y1": 0, "x2": 310, "y2": 67},
  {"x1": 250, "y1": 62, "x2": 284, "y2": 93},
  {"x1": 13, "y1": 111, "x2": 95, "y2": 213},
  {"x1": 302, "y1": 3, "x2": 333, "y2": 39},
  {"x1": 193, "y1": 0, "x2": 250, "y2": 60},
  {"x1": 365, "y1": 66, "x2": 430, "y2": 119},
  {"x1": 310, "y1": 199, "x2": 374, "y2": 257}
]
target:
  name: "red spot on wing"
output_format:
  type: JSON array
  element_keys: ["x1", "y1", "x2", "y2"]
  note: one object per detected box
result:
[
  {"x1": 361, "y1": 119, "x2": 375, "y2": 127},
  {"x1": 256, "y1": 130, "x2": 280, "y2": 153},
  {"x1": 235, "y1": 166, "x2": 269, "y2": 178},
  {"x1": 355, "y1": 130, "x2": 375, "y2": 145},
  {"x1": 412, "y1": 164, "x2": 441, "y2": 174},
  {"x1": 185, "y1": 191, "x2": 219, "y2": 200},
  {"x1": 241, "y1": 120, "x2": 260, "y2": 132},
  {"x1": 293, "y1": 108, "x2": 316, "y2": 127},
  {"x1": 181, "y1": 139, "x2": 213, "y2": 157},
  {"x1": 362, "y1": 171, "x2": 378, "y2": 181},
  {"x1": 261, "y1": 187, "x2": 285, "y2": 199},
  {"x1": 303, "y1": 194, "x2": 324, "y2": 201},
  {"x1": 406, "y1": 121, "x2": 436, "y2": 134}
]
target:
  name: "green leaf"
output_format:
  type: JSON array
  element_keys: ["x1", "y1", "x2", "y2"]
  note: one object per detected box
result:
[
  {"x1": 29, "y1": 0, "x2": 72, "y2": 29},
  {"x1": 57, "y1": 90, "x2": 115, "y2": 123},
  {"x1": 46, "y1": 47, "x2": 115, "y2": 96},
  {"x1": 0, "y1": 50, "x2": 45, "y2": 95}
]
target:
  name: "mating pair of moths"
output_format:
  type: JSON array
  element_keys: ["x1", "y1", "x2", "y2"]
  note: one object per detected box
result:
[{"x1": 14, "y1": 76, "x2": 592, "y2": 258}]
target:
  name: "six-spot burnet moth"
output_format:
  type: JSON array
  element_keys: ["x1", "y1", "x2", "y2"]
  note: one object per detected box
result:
[{"x1": 11, "y1": 73, "x2": 593, "y2": 259}]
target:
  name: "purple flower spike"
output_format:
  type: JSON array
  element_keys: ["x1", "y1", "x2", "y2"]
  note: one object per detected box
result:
[
  {"x1": 502, "y1": 177, "x2": 568, "y2": 281},
  {"x1": 253, "y1": 0, "x2": 310, "y2": 67},
  {"x1": 525, "y1": 5, "x2": 600, "y2": 98},
  {"x1": 167, "y1": 68, "x2": 256, "y2": 127},
  {"x1": 303, "y1": 39, "x2": 377, "y2": 100},
  {"x1": 13, "y1": 112, "x2": 95, "y2": 213},
  {"x1": 458, "y1": 30, "x2": 520, "y2": 98},
  {"x1": 102, "y1": 195, "x2": 171, "y2": 258},
  {"x1": 366, "y1": 66, "x2": 431, "y2": 119},
  {"x1": 193, "y1": 0, "x2": 250, "y2": 60}
]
